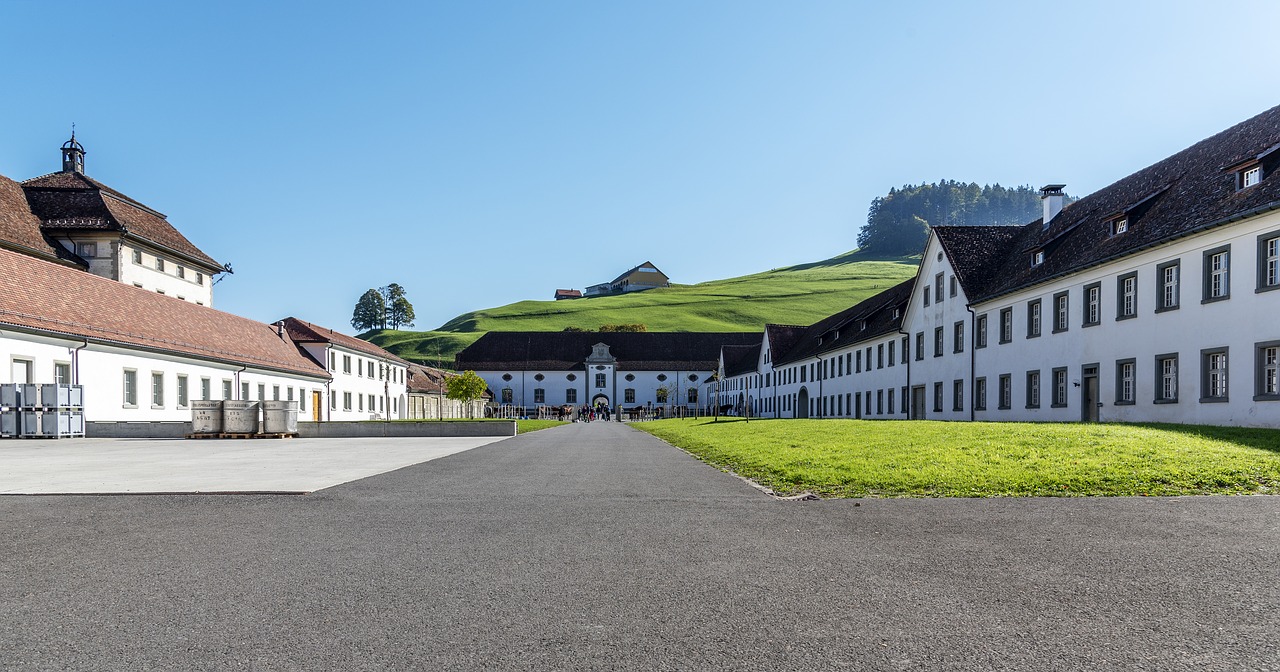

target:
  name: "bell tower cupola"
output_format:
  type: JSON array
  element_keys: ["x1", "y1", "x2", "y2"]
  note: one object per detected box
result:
[{"x1": 61, "y1": 129, "x2": 85, "y2": 174}]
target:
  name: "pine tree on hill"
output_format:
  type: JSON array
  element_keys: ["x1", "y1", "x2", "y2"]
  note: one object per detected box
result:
[{"x1": 857, "y1": 182, "x2": 1067, "y2": 256}]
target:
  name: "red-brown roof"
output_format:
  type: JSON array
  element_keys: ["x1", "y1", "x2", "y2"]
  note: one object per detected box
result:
[
  {"x1": 0, "y1": 248, "x2": 326, "y2": 377},
  {"x1": 22, "y1": 171, "x2": 222, "y2": 271},
  {"x1": 0, "y1": 173, "x2": 80, "y2": 264},
  {"x1": 281, "y1": 317, "x2": 412, "y2": 366}
]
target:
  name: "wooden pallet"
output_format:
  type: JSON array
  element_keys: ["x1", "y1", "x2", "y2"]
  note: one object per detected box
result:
[{"x1": 186, "y1": 432, "x2": 298, "y2": 440}]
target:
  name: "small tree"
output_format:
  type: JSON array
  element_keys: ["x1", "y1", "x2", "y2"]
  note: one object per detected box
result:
[
  {"x1": 351, "y1": 289, "x2": 386, "y2": 332},
  {"x1": 446, "y1": 370, "x2": 488, "y2": 419}
]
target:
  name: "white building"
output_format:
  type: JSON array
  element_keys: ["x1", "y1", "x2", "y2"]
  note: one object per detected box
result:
[
  {"x1": 721, "y1": 104, "x2": 1280, "y2": 429},
  {"x1": 454, "y1": 331, "x2": 758, "y2": 413},
  {"x1": 0, "y1": 138, "x2": 412, "y2": 428},
  {"x1": 19, "y1": 135, "x2": 227, "y2": 307},
  {"x1": 282, "y1": 318, "x2": 408, "y2": 421}
]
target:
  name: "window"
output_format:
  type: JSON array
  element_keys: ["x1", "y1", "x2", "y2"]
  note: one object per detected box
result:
[
  {"x1": 1117, "y1": 272, "x2": 1138, "y2": 320},
  {"x1": 1027, "y1": 299, "x2": 1041, "y2": 338},
  {"x1": 342, "y1": 355, "x2": 351, "y2": 374},
  {"x1": 222, "y1": 379, "x2": 232, "y2": 400},
  {"x1": 123, "y1": 369, "x2": 137, "y2": 407},
  {"x1": 999, "y1": 307, "x2": 1013, "y2": 344},
  {"x1": 595, "y1": 373, "x2": 606, "y2": 388},
  {"x1": 934, "y1": 273, "x2": 944, "y2": 303},
  {"x1": 855, "y1": 350, "x2": 862, "y2": 373},
  {"x1": 329, "y1": 390, "x2": 337, "y2": 410},
  {"x1": 132, "y1": 249, "x2": 142, "y2": 264},
  {"x1": 177, "y1": 374, "x2": 189, "y2": 408},
  {"x1": 54, "y1": 362, "x2": 71, "y2": 385},
  {"x1": 932, "y1": 382, "x2": 943, "y2": 413},
  {"x1": 1052, "y1": 368, "x2": 1068, "y2": 408},
  {"x1": 998, "y1": 374, "x2": 1011, "y2": 410},
  {"x1": 1201, "y1": 348, "x2": 1229, "y2": 402},
  {"x1": 877, "y1": 344, "x2": 884, "y2": 369},
  {"x1": 368, "y1": 361, "x2": 375, "y2": 378},
  {"x1": 1032, "y1": 250, "x2": 1044, "y2": 267},
  {"x1": 950, "y1": 275, "x2": 958, "y2": 298},
  {"x1": 1052, "y1": 292, "x2": 1069, "y2": 333},
  {"x1": 197, "y1": 272, "x2": 204, "y2": 285},
  {"x1": 566, "y1": 389, "x2": 577, "y2": 404},
  {"x1": 299, "y1": 391, "x2": 306, "y2": 412},
  {"x1": 151, "y1": 372, "x2": 164, "y2": 408},
  {"x1": 1116, "y1": 359, "x2": 1136, "y2": 405},
  {"x1": 1110, "y1": 217, "x2": 1128, "y2": 236},
  {"x1": 915, "y1": 332, "x2": 924, "y2": 361},
  {"x1": 953, "y1": 321, "x2": 964, "y2": 353},
  {"x1": 976, "y1": 315, "x2": 987, "y2": 348},
  {"x1": 1157, "y1": 260, "x2": 1180, "y2": 311},
  {"x1": 688, "y1": 388, "x2": 698, "y2": 404},
  {"x1": 241, "y1": 382, "x2": 250, "y2": 401},
  {"x1": 75, "y1": 241, "x2": 97, "y2": 258},
  {"x1": 901, "y1": 337, "x2": 908, "y2": 364},
  {"x1": 887, "y1": 390, "x2": 894, "y2": 415},
  {"x1": 624, "y1": 388, "x2": 635, "y2": 404},
  {"x1": 656, "y1": 388, "x2": 669, "y2": 404},
  {"x1": 924, "y1": 286, "x2": 931, "y2": 307},
  {"x1": 975, "y1": 377, "x2": 987, "y2": 411},
  {"x1": 287, "y1": 387, "x2": 294, "y2": 402},
  {"x1": 837, "y1": 357, "x2": 843, "y2": 377},
  {"x1": 887, "y1": 340, "x2": 896, "y2": 367},
  {"x1": 933, "y1": 327, "x2": 943, "y2": 358},
  {"x1": 1257, "y1": 341, "x2": 1280, "y2": 401},
  {"x1": 272, "y1": 385, "x2": 280, "y2": 401},
  {"x1": 1026, "y1": 371, "x2": 1041, "y2": 409},
  {"x1": 1241, "y1": 164, "x2": 1263, "y2": 189},
  {"x1": 1083, "y1": 283, "x2": 1101, "y2": 326},
  {"x1": 534, "y1": 388, "x2": 545, "y2": 404},
  {"x1": 344, "y1": 392, "x2": 353, "y2": 410},
  {"x1": 1258, "y1": 233, "x2": 1280, "y2": 292},
  {"x1": 953, "y1": 379, "x2": 964, "y2": 412},
  {"x1": 155, "y1": 257, "x2": 165, "y2": 272},
  {"x1": 1203, "y1": 245, "x2": 1231, "y2": 302},
  {"x1": 177, "y1": 265, "x2": 186, "y2": 279}
]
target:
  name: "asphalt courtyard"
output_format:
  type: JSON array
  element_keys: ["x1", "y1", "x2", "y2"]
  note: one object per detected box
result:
[{"x1": 3, "y1": 422, "x2": 1278, "y2": 670}]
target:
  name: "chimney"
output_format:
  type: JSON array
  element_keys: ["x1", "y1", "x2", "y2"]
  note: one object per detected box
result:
[{"x1": 1041, "y1": 184, "x2": 1066, "y2": 230}]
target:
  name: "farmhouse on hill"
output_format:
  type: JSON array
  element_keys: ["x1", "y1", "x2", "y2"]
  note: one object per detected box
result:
[{"x1": 582, "y1": 261, "x2": 670, "y2": 297}]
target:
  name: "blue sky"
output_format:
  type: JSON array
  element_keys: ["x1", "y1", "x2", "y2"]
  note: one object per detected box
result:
[{"x1": 1, "y1": 1, "x2": 1277, "y2": 332}]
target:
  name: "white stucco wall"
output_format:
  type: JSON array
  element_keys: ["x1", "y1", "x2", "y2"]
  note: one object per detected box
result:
[{"x1": 323, "y1": 344, "x2": 408, "y2": 421}]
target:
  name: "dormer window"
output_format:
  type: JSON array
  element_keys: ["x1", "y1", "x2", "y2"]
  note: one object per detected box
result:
[
  {"x1": 1111, "y1": 217, "x2": 1129, "y2": 236},
  {"x1": 1031, "y1": 250, "x2": 1044, "y2": 267},
  {"x1": 860, "y1": 320, "x2": 867, "y2": 331},
  {"x1": 893, "y1": 308, "x2": 901, "y2": 319},
  {"x1": 1242, "y1": 165, "x2": 1262, "y2": 189}
]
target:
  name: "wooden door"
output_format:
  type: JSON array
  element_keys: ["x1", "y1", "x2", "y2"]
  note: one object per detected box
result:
[{"x1": 312, "y1": 391, "x2": 322, "y2": 421}]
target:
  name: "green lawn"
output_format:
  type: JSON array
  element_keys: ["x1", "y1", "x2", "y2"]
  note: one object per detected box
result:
[
  {"x1": 635, "y1": 419, "x2": 1280, "y2": 498},
  {"x1": 365, "y1": 250, "x2": 919, "y2": 365},
  {"x1": 517, "y1": 419, "x2": 567, "y2": 434}
]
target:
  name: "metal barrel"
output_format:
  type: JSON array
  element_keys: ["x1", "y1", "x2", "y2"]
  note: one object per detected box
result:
[
  {"x1": 261, "y1": 400, "x2": 298, "y2": 434},
  {"x1": 222, "y1": 400, "x2": 260, "y2": 434},
  {"x1": 191, "y1": 400, "x2": 224, "y2": 434}
]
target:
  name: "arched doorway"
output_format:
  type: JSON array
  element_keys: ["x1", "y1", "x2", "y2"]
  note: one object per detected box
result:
[
  {"x1": 591, "y1": 394, "x2": 610, "y2": 407},
  {"x1": 796, "y1": 387, "x2": 810, "y2": 419}
]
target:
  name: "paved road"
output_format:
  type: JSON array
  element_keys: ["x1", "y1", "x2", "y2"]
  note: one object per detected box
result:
[{"x1": 3, "y1": 421, "x2": 1278, "y2": 670}]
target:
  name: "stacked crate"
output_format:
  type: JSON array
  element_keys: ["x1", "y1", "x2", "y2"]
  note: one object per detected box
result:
[{"x1": 1, "y1": 384, "x2": 85, "y2": 439}]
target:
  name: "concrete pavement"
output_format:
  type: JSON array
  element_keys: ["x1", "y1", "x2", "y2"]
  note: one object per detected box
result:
[
  {"x1": 0, "y1": 436, "x2": 505, "y2": 493},
  {"x1": 2, "y1": 421, "x2": 1278, "y2": 670}
]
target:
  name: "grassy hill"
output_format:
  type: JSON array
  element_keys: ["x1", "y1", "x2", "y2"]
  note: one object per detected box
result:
[{"x1": 366, "y1": 249, "x2": 919, "y2": 367}]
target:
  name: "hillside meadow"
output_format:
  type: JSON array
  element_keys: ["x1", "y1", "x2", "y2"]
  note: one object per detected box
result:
[
  {"x1": 636, "y1": 419, "x2": 1280, "y2": 498},
  {"x1": 366, "y1": 250, "x2": 919, "y2": 366}
]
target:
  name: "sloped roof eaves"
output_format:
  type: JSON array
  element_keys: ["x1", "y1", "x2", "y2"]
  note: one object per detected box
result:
[
  {"x1": 960, "y1": 104, "x2": 1280, "y2": 303},
  {"x1": 0, "y1": 249, "x2": 327, "y2": 378},
  {"x1": 282, "y1": 317, "x2": 413, "y2": 366},
  {"x1": 772, "y1": 279, "x2": 914, "y2": 366}
]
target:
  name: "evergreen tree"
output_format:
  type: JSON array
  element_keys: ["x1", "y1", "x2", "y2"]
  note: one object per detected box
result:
[{"x1": 856, "y1": 182, "x2": 1064, "y2": 256}]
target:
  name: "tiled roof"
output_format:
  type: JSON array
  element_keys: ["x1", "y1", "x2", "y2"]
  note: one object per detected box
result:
[
  {"x1": 721, "y1": 344, "x2": 762, "y2": 377},
  {"x1": 22, "y1": 171, "x2": 222, "y2": 270},
  {"x1": 0, "y1": 173, "x2": 81, "y2": 265},
  {"x1": 406, "y1": 363, "x2": 449, "y2": 394},
  {"x1": 281, "y1": 317, "x2": 412, "y2": 366},
  {"x1": 772, "y1": 279, "x2": 914, "y2": 366},
  {"x1": 456, "y1": 331, "x2": 761, "y2": 371},
  {"x1": 940, "y1": 104, "x2": 1280, "y2": 303},
  {"x1": 0, "y1": 248, "x2": 326, "y2": 377}
]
